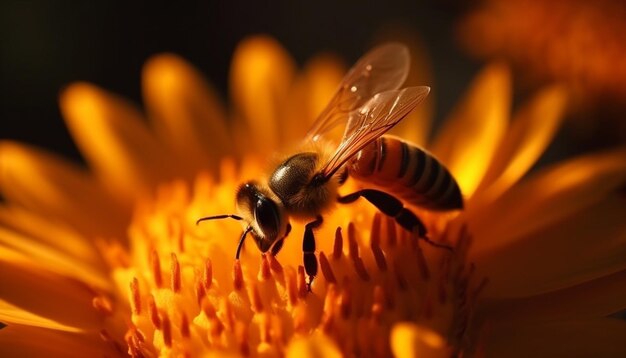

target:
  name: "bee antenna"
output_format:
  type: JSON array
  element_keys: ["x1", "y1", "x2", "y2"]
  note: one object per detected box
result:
[{"x1": 196, "y1": 214, "x2": 243, "y2": 226}]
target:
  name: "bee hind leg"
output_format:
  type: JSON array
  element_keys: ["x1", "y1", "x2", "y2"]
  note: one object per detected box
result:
[
  {"x1": 338, "y1": 189, "x2": 452, "y2": 251},
  {"x1": 303, "y1": 216, "x2": 323, "y2": 291}
]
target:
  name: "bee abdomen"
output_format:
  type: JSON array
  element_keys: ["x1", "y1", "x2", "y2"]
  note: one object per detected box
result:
[{"x1": 349, "y1": 136, "x2": 463, "y2": 210}]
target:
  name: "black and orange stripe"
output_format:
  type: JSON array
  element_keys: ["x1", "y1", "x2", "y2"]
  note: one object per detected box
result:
[{"x1": 349, "y1": 135, "x2": 463, "y2": 210}]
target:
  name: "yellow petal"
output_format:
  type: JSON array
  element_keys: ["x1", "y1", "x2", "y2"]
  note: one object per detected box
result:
[
  {"x1": 472, "y1": 84, "x2": 568, "y2": 202},
  {"x1": 467, "y1": 147, "x2": 626, "y2": 255},
  {"x1": 143, "y1": 54, "x2": 231, "y2": 178},
  {"x1": 0, "y1": 323, "x2": 118, "y2": 358},
  {"x1": 0, "y1": 300, "x2": 82, "y2": 332},
  {"x1": 482, "y1": 268, "x2": 626, "y2": 325},
  {"x1": 485, "y1": 318, "x2": 626, "y2": 358},
  {"x1": 473, "y1": 196, "x2": 626, "y2": 299},
  {"x1": 0, "y1": 141, "x2": 128, "y2": 238},
  {"x1": 60, "y1": 82, "x2": 175, "y2": 203},
  {"x1": 391, "y1": 323, "x2": 450, "y2": 358},
  {"x1": 0, "y1": 228, "x2": 111, "y2": 291},
  {"x1": 230, "y1": 35, "x2": 296, "y2": 154},
  {"x1": 0, "y1": 258, "x2": 105, "y2": 330},
  {"x1": 286, "y1": 333, "x2": 342, "y2": 358},
  {"x1": 430, "y1": 63, "x2": 510, "y2": 198}
]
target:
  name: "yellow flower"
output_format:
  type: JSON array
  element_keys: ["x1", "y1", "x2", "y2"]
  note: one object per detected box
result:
[{"x1": 1, "y1": 35, "x2": 626, "y2": 357}]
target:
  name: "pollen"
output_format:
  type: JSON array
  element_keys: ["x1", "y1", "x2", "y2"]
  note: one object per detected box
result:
[{"x1": 111, "y1": 164, "x2": 482, "y2": 356}]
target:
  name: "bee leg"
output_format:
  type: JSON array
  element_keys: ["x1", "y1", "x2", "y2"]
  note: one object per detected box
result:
[
  {"x1": 338, "y1": 189, "x2": 452, "y2": 251},
  {"x1": 270, "y1": 223, "x2": 291, "y2": 256},
  {"x1": 303, "y1": 216, "x2": 323, "y2": 291}
]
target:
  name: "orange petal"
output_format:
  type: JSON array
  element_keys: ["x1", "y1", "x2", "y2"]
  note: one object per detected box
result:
[
  {"x1": 484, "y1": 318, "x2": 626, "y2": 358},
  {"x1": 473, "y1": 196, "x2": 626, "y2": 299},
  {"x1": 430, "y1": 63, "x2": 510, "y2": 198},
  {"x1": 390, "y1": 323, "x2": 450, "y2": 358},
  {"x1": 60, "y1": 82, "x2": 175, "y2": 203},
  {"x1": 472, "y1": 84, "x2": 568, "y2": 202},
  {"x1": 0, "y1": 258, "x2": 105, "y2": 330},
  {"x1": 0, "y1": 141, "x2": 128, "y2": 238},
  {"x1": 143, "y1": 54, "x2": 231, "y2": 178},
  {"x1": 0, "y1": 300, "x2": 82, "y2": 332},
  {"x1": 0, "y1": 323, "x2": 119, "y2": 357},
  {"x1": 230, "y1": 35, "x2": 296, "y2": 154},
  {"x1": 467, "y1": 147, "x2": 626, "y2": 255},
  {"x1": 482, "y1": 268, "x2": 626, "y2": 324},
  {"x1": 0, "y1": 229, "x2": 111, "y2": 291}
]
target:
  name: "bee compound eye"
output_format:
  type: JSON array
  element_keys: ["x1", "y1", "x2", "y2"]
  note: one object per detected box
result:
[{"x1": 254, "y1": 198, "x2": 280, "y2": 238}]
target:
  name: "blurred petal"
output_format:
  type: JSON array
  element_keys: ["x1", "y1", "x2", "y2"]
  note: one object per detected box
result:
[
  {"x1": 0, "y1": 141, "x2": 127, "y2": 237},
  {"x1": 0, "y1": 205, "x2": 102, "y2": 266},
  {"x1": 143, "y1": 54, "x2": 231, "y2": 177},
  {"x1": 430, "y1": 63, "x2": 510, "y2": 198},
  {"x1": 485, "y1": 318, "x2": 626, "y2": 358},
  {"x1": 474, "y1": 196, "x2": 626, "y2": 299},
  {"x1": 467, "y1": 148, "x2": 626, "y2": 254},
  {"x1": 286, "y1": 334, "x2": 342, "y2": 358},
  {"x1": 230, "y1": 35, "x2": 296, "y2": 153},
  {"x1": 0, "y1": 257, "x2": 105, "y2": 330},
  {"x1": 0, "y1": 228, "x2": 111, "y2": 291},
  {"x1": 0, "y1": 323, "x2": 119, "y2": 358},
  {"x1": 282, "y1": 54, "x2": 345, "y2": 148},
  {"x1": 60, "y1": 83, "x2": 175, "y2": 203},
  {"x1": 473, "y1": 85, "x2": 568, "y2": 202},
  {"x1": 378, "y1": 29, "x2": 435, "y2": 146},
  {"x1": 391, "y1": 323, "x2": 450, "y2": 358},
  {"x1": 482, "y1": 268, "x2": 626, "y2": 324},
  {"x1": 0, "y1": 300, "x2": 82, "y2": 332}
]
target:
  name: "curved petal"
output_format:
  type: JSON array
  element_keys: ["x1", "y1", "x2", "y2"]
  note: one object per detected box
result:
[
  {"x1": 0, "y1": 205, "x2": 102, "y2": 265},
  {"x1": 473, "y1": 196, "x2": 626, "y2": 299},
  {"x1": 230, "y1": 35, "x2": 296, "y2": 154},
  {"x1": 0, "y1": 141, "x2": 128, "y2": 238},
  {"x1": 430, "y1": 63, "x2": 510, "y2": 198},
  {"x1": 484, "y1": 318, "x2": 626, "y2": 358},
  {"x1": 60, "y1": 82, "x2": 176, "y2": 203},
  {"x1": 0, "y1": 229, "x2": 112, "y2": 291},
  {"x1": 0, "y1": 257, "x2": 105, "y2": 330},
  {"x1": 0, "y1": 323, "x2": 120, "y2": 358},
  {"x1": 467, "y1": 147, "x2": 626, "y2": 254},
  {"x1": 472, "y1": 84, "x2": 568, "y2": 202},
  {"x1": 480, "y1": 268, "x2": 626, "y2": 325},
  {"x1": 143, "y1": 54, "x2": 231, "y2": 177}
]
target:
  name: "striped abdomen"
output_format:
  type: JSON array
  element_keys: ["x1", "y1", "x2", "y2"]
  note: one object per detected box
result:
[{"x1": 348, "y1": 136, "x2": 463, "y2": 210}]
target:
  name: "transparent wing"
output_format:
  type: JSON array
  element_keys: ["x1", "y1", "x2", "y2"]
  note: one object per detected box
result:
[
  {"x1": 305, "y1": 43, "x2": 410, "y2": 143},
  {"x1": 320, "y1": 86, "x2": 430, "y2": 178}
]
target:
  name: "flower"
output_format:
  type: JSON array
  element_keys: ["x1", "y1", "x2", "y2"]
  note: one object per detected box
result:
[{"x1": 1, "y1": 35, "x2": 626, "y2": 357}]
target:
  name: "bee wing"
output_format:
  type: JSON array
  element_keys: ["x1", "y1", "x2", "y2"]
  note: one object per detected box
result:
[
  {"x1": 305, "y1": 43, "x2": 410, "y2": 143},
  {"x1": 320, "y1": 86, "x2": 430, "y2": 178}
]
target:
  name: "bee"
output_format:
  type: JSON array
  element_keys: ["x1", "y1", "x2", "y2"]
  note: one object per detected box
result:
[{"x1": 197, "y1": 43, "x2": 463, "y2": 290}]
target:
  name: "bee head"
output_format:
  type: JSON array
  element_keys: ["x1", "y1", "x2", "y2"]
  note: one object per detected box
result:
[{"x1": 236, "y1": 181, "x2": 285, "y2": 253}]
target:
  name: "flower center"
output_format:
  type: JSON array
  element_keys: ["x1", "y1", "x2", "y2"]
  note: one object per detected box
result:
[{"x1": 111, "y1": 160, "x2": 484, "y2": 357}]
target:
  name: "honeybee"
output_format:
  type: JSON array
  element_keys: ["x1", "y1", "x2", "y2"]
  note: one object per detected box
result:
[{"x1": 197, "y1": 43, "x2": 463, "y2": 290}]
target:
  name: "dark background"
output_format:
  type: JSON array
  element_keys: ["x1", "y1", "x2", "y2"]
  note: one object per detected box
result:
[{"x1": 1, "y1": 0, "x2": 477, "y2": 165}]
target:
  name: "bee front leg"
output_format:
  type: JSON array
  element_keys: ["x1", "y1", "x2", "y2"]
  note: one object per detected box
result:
[
  {"x1": 338, "y1": 189, "x2": 452, "y2": 251},
  {"x1": 303, "y1": 216, "x2": 323, "y2": 291}
]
